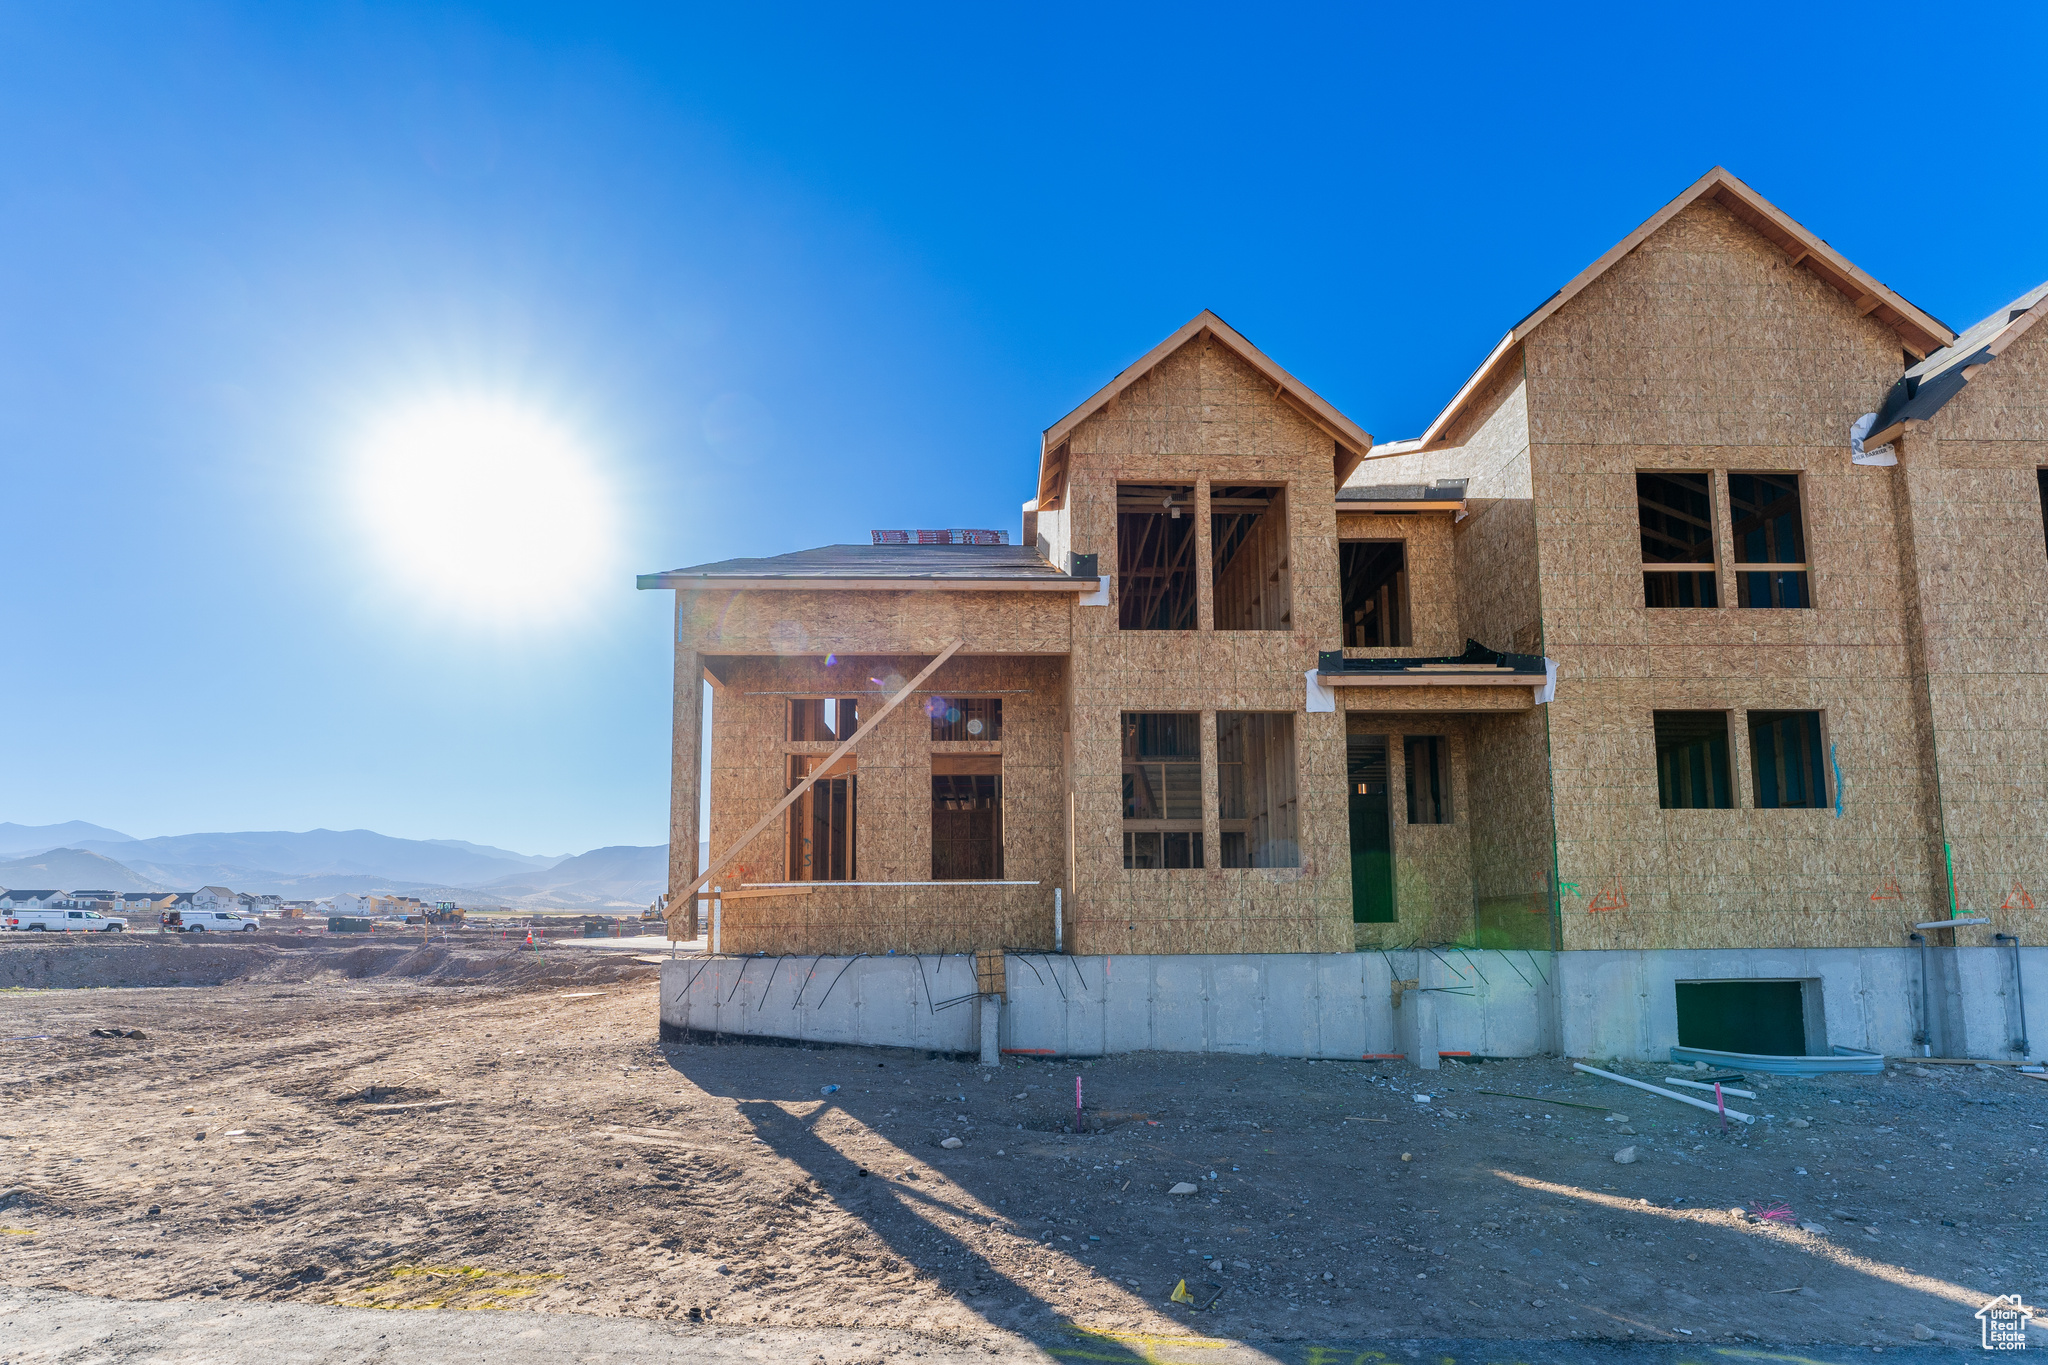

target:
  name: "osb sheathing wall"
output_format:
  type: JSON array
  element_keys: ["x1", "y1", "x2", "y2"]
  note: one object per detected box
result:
[
  {"x1": 1894, "y1": 318, "x2": 2048, "y2": 945},
  {"x1": 668, "y1": 588, "x2": 1075, "y2": 906},
  {"x1": 1060, "y1": 336, "x2": 1352, "y2": 956},
  {"x1": 700, "y1": 653, "x2": 1066, "y2": 956},
  {"x1": 1333, "y1": 512, "x2": 1461, "y2": 656},
  {"x1": 1347, "y1": 362, "x2": 1559, "y2": 945},
  {"x1": 1522, "y1": 196, "x2": 1958, "y2": 952}
]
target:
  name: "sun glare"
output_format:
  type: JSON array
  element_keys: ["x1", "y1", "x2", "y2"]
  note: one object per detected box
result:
[{"x1": 354, "y1": 397, "x2": 614, "y2": 621}]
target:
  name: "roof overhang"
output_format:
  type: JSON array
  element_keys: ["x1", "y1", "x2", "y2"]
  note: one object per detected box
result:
[
  {"x1": 1036, "y1": 310, "x2": 1372, "y2": 512},
  {"x1": 1336, "y1": 499, "x2": 1467, "y2": 515},
  {"x1": 637, "y1": 573, "x2": 1101, "y2": 593},
  {"x1": 1864, "y1": 297, "x2": 2044, "y2": 448},
  {"x1": 1410, "y1": 167, "x2": 1956, "y2": 452}
]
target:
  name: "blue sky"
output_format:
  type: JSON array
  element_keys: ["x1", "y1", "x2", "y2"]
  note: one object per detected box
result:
[{"x1": 4, "y1": 3, "x2": 2044, "y2": 855}]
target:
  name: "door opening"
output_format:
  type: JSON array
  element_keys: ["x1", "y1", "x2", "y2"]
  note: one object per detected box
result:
[{"x1": 1348, "y1": 732, "x2": 1394, "y2": 922}]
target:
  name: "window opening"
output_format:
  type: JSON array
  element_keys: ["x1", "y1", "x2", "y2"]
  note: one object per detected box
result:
[
  {"x1": 1217, "y1": 713, "x2": 1299, "y2": 867},
  {"x1": 1122, "y1": 712, "x2": 1203, "y2": 868},
  {"x1": 1117, "y1": 483, "x2": 1198, "y2": 630},
  {"x1": 787, "y1": 754, "x2": 857, "y2": 880},
  {"x1": 1728, "y1": 472, "x2": 1811, "y2": 608},
  {"x1": 1339, "y1": 541, "x2": 1408, "y2": 646},
  {"x1": 932, "y1": 755, "x2": 1002, "y2": 880},
  {"x1": 1748, "y1": 710, "x2": 1827, "y2": 810},
  {"x1": 788, "y1": 697, "x2": 861, "y2": 742},
  {"x1": 1654, "y1": 711, "x2": 1732, "y2": 809},
  {"x1": 1403, "y1": 735, "x2": 1449, "y2": 825},
  {"x1": 1347, "y1": 731, "x2": 1394, "y2": 922},
  {"x1": 1210, "y1": 486, "x2": 1292, "y2": 630},
  {"x1": 2037, "y1": 469, "x2": 2047, "y2": 560},
  {"x1": 1638, "y1": 471, "x2": 1718, "y2": 607},
  {"x1": 928, "y1": 696, "x2": 1001, "y2": 741},
  {"x1": 1676, "y1": 980, "x2": 1807, "y2": 1055}
]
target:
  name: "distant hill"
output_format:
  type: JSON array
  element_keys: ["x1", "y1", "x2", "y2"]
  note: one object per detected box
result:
[
  {"x1": 73, "y1": 829, "x2": 546, "y2": 887},
  {"x1": 2, "y1": 820, "x2": 661, "y2": 909},
  {"x1": 0, "y1": 821, "x2": 136, "y2": 858},
  {"x1": 480, "y1": 845, "x2": 667, "y2": 910},
  {"x1": 424, "y1": 838, "x2": 566, "y2": 870},
  {"x1": 0, "y1": 847, "x2": 167, "y2": 893}
]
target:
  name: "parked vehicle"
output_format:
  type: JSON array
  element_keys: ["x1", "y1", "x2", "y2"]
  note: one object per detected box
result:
[
  {"x1": 3, "y1": 907, "x2": 127, "y2": 932},
  {"x1": 163, "y1": 909, "x2": 257, "y2": 932}
]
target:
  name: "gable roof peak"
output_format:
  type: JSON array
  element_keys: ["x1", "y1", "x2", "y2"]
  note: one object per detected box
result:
[
  {"x1": 1413, "y1": 167, "x2": 1956, "y2": 450},
  {"x1": 1034, "y1": 310, "x2": 1372, "y2": 511}
]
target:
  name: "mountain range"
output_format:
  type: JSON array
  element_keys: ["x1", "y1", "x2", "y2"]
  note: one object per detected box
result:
[{"x1": 0, "y1": 823, "x2": 667, "y2": 911}]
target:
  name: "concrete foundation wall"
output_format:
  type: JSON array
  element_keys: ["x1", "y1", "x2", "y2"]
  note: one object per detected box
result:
[
  {"x1": 1557, "y1": 946, "x2": 2045, "y2": 1062},
  {"x1": 661, "y1": 948, "x2": 1558, "y2": 1062},
  {"x1": 662, "y1": 945, "x2": 2041, "y2": 1065}
]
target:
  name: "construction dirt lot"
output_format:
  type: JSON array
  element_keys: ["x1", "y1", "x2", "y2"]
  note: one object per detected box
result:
[{"x1": 2, "y1": 935, "x2": 2043, "y2": 1360}]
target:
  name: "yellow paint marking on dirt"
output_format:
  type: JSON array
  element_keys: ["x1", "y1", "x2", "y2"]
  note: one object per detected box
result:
[
  {"x1": 1049, "y1": 1328, "x2": 1234, "y2": 1364},
  {"x1": 1, "y1": 1227, "x2": 35, "y2": 1236},
  {"x1": 331, "y1": 1262, "x2": 562, "y2": 1311}
]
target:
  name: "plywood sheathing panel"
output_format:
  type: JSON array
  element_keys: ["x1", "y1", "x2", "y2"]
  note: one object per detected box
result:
[
  {"x1": 1886, "y1": 319, "x2": 2048, "y2": 941},
  {"x1": 1522, "y1": 196, "x2": 1975, "y2": 950},
  {"x1": 1059, "y1": 335, "x2": 1352, "y2": 956},
  {"x1": 703, "y1": 653, "x2": 1066, "y2": 956},
  {"x1": 677, "y1": 589, "x2": 1073, "y2": 657}
]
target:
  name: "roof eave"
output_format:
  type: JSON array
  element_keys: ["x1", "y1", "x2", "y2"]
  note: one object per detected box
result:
[{"x1": 637, "y1": 574, "x2": 1101, "y2": 593}]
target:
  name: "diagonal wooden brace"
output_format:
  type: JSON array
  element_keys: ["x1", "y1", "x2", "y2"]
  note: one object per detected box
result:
[{"x1": 665, "y1": 639, "x2": 964, "y2": 939}]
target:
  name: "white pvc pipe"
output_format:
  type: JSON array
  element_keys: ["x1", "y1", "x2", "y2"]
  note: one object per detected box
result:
[
  {"x1": 1054, "y1": 888, "x2": 1063, "y2": 954},
  {"x1": 1573, "y1": 1063, "x2": 1754, "y2": 1123},
  {"x1": 1662, "y1": 1076, "x2": 1756, "y2": 1099}
]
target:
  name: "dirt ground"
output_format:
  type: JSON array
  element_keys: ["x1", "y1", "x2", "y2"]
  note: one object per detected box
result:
[{"x1": 2, "y1": 937, "x2": 2043, "y2": 1354}]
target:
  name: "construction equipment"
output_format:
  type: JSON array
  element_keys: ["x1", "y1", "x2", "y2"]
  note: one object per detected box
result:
[{"x1": 403, "y1": 901, "x2": 465, "y2": 925}]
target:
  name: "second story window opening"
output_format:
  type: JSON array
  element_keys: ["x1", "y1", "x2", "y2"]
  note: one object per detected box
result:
[
  {"x1": 1210, "y1": 486, "x2": 1292, "y2": 630},
  {"x1": 1340, "y1": 541, "x2": 1409, "y2": 646},
  {"x1": 1116, "y1": 483, "x2": 1198, "y2": 630},
  {"x1": 928, "y1": 697, "x2": 1001, "y2": 742},
  {"x1": 1121, "y1": 711, "x2": 1203, "y2": 869},
  {"x1": 788, "y1": 697, "x2": 861, "y2": 741},
  {"x1": 1729, "y1": 472, "x2": 1811, "y2": 608},
  {"x1": 1638, "y1": 471, "x2": 1718, "y2": 608}
]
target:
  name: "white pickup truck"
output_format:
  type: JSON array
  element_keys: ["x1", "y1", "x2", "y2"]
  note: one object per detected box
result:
[
  {"x1": 165, "y1": 909, "x2": 257, "y2": 932},
  {"x1": 3, "y1": 907, "x2": 128, "y2": 931}
]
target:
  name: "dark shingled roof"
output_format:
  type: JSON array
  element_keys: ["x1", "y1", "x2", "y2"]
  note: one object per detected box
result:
[
  {"x1": 1868, "y1": 281, "x2": 2047, "y2": 443},
  {"x1": 638, "y1": 542, "x2": 1092, "y2": 589},
  {"x1": 1338, "y1": 479, "x2": 1469, "y2": 503}
]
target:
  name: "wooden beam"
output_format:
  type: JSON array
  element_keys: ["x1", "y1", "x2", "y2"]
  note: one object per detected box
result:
[
  {"x1": 1854, "y1": 294, "x2": 1882, "y2": 317},
  {"x1": 664, "y1": 640, "x2": 963, "y2": 936}
]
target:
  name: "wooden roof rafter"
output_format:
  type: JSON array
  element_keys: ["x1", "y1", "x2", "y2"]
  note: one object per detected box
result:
[
  {"x1": 1035, "y1": 310, "x2": 1373, "y2": 511},
  {"x1": 1410, "y1": 167, "x2": 1957, "y2": 451}
]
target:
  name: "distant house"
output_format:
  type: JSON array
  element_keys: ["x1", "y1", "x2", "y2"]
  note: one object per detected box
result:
[
  {"x1": 191, "y1": 886, "x2": 238, "y2": 914},
  {"x1": 70, "y1": 889, "x2": 122, "y2": 908},
  {"x1": 240, "y1": 893, "x2": 282, "y2": 915},
  {"x1": 0, "y1": 889, "x2": 72, "y2": 910},
  {"x1": 121, "y1": 892, "x2": 171, "y2": 914},
  {"x1": 326, "y1": 892, "x2": 370, "y2": 916}
]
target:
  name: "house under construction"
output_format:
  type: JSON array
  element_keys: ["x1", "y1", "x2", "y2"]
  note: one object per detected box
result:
[{"x1": 641, "y1": 167, "x2": 2045, "y2": 1066}]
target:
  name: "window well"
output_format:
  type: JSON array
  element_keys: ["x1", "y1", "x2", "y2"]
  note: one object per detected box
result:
[{"x1": 1675, "y1": 980, "x2": 1808, "y2": 1056}]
